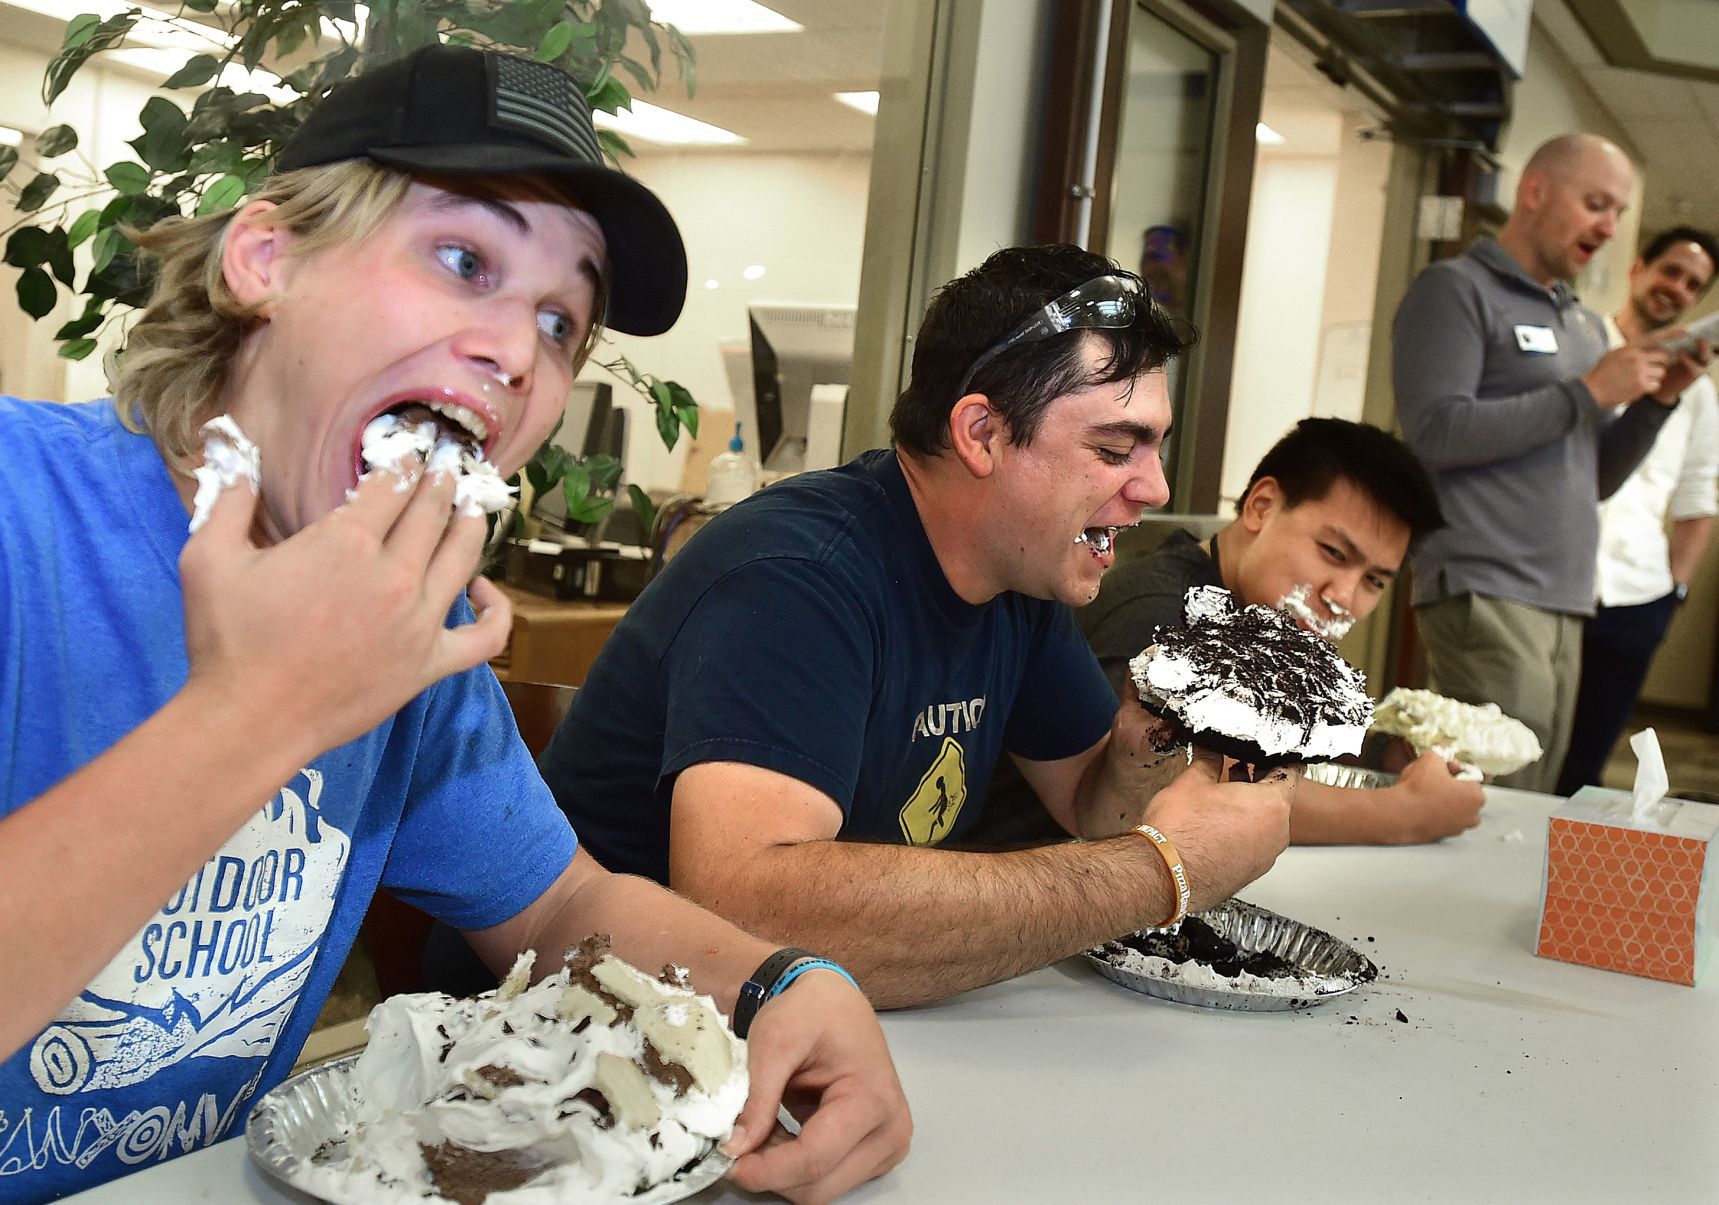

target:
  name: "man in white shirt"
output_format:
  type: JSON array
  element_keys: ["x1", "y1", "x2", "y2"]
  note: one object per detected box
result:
[{"x1": 1557, "y1": 226, "x2": 1719, "y2": 793}]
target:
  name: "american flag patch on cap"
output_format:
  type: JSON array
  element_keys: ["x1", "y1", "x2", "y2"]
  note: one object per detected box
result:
[{"x1": 490, "y1": 55, "x2": 603, "y2": 165}]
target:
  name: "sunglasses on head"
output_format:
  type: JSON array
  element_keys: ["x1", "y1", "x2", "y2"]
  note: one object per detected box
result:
[{"x1": 954, "y1": 274, "x2": 1143, "y2": 399}]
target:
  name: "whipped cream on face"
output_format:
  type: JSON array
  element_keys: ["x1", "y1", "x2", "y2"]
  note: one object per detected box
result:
[
  {"x1": 302, "y1": 938, "x2": 748, "y2": 1205},
  {"x1": 1372, "y1": 687, "x2": 1542, "y2": 778},
  {"x1": 187, "y1": 415, "x2": 262, "y2": 534},
  {"x1": 361, "y1": 412, "x2": 518, "y2": 517},
  {"x1": 1276, "y1": 583, "x2": 1356, "y2": 642},
  {"x1": 1129, "y1": 585, "x2": 1373, "y2": 762}
]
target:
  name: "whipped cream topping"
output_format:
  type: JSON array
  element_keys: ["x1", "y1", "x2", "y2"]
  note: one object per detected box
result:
[
  {"x1": 187, "y1": 415, "x2": 261, "y2": 534},
  {"x1": 1276, "y1": 583, "x2": 1356, "y2": 642},
  {"x1": 302, "y1": 939, "x2": 747, "y2": 1204},
  {"x1": 1074, "y1": 526, "x2": 1119, "y2": 556},
  {"x1": 1128, "y1": 585, "x2": 1373, "y2": 762},
  {"x1": 361, "y1": 413, "x2": 517, "y2": 517},
  {"x1": 1371, "y1": 687, "x2": 1542, "y2": 778}
]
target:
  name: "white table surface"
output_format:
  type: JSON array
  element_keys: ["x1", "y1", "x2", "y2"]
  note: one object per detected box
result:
[{"x1": 66, "y1": 787, "x2": 1719, "y2": 1205}]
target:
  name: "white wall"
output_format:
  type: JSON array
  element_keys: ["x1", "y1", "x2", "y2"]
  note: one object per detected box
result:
[
  {"x1": 1223, "y1": 104, "x2": 1391, "y2": 504},
  {"x1": 588, "y1": 149, "x2": 873, "y2": 493}
]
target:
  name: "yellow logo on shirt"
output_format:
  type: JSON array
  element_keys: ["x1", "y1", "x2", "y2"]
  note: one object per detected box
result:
[{"x1": 899, "y1": 737, "x2": 967, "y2": 845}]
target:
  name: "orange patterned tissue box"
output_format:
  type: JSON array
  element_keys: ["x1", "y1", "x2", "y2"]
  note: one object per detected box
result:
[{"x1": 1536, "y1": 786, "x2": 1719, "y2": 985}]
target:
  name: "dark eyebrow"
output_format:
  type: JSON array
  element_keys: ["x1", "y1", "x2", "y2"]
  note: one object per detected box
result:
[
  {"x1": 1319, "y1": 524, "x2": 1398, "y2": 577},
  {"x1": 429, "y1": 192, "x2": 604, "y2": 296},
  {"x1": 1088, "y1": 419, "x2": 1168, "y2": 445},
  {"x1": 431, "y1": 191, "x2": 531, "y2": 234}
]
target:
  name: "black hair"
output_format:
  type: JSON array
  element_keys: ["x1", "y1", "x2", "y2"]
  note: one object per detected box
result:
[
  {"x1": 1240, "y1": 418, "x2": 1444, "y2": 544},
  {"x1": 1639, "y1": 226, "x2": 1719, "y2": 291},
  {"x1": 889, "y1": 244, "x2": 1192, "y2": 457}
]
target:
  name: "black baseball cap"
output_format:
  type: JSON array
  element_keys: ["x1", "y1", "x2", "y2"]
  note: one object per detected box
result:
[{"x1": 275, "y1": 43, "x2": 687, "y2": 337}]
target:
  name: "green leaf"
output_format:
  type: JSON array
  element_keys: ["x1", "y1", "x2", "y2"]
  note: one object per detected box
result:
[
  {"x1": 597, "y1": 129, "x2": 633, "y2": 163},
  {"x1": 562, "y1": 461, "x2": 591, "y2": 501},
  {"x1": 59, "y1": 337, "x2": 99, "y2": 360},
  {"x1": 585, "y1": 453, "x2": 623, "y2": 491},
  {"x1": 616, "y1": 54, "x2": 655, "y2": 95},
  {"x1": 66, "y1": 209, "x2": 101, "y2": 248},
  {"x1": 17, "y1": 172, "x2": 61, "y2": 213},
  {"x1": 183, "y1": 0, "x2": 219, "y2": 11},
  {"x1": 55, "y1": 304, "x2": 103, "y2": 339},
  {"x1": 654, "y1": 399, "x2": 679, "y2": 451},
  {"x1": 566, "y1": 493, "x2": 614, "y2": 524},
  {"x1": 164, "y1": 54, "x2": 221, "y2": 89},
  {"x1": 91, "y1": 226, "x2": 119, "y2": 275},
  {"x1": 196, "y1": 173, "x2": 246, "y2": 216},
  {"x1": 627, "y1": 484, "x2": 657, "y2": 535},
  {"x1": 130, "y1": 97, "x2": 190, "y2": 172},
  {"x1": 62, "y1": 13, "x2": 100, "y2": 50},
  {"x1": 536, "y1": 20, "x2": 575, "y2": 62},
  {"x1": 4, "y1": 227, "x2": 53, "y2": 268},
  {"x1": 105, "y1": 161, "x2": 152, "y2": 195},
  {"x1": 36, "y1": 124, "x2": 78, "y2": 157},
  {"x1": 46, "y1": 229, "x2": 75, "y2": 286},
  {"x1": 0, "y1": 145, "x2": 16, "y2": 183},
  {"x1": 587, "y1": 74, "x2": 630, "y2": 115},
  {"x1": 17, "y1": 267, "x2": 56, "y2": 319}
]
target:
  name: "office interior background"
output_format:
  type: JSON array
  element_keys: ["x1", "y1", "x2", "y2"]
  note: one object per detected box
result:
[{"x1": 3, "y1": 0, "x2": 1717, "y2": 724}]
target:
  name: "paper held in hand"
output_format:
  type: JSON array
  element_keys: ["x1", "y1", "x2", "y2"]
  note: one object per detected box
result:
[{"x1": 1536, "y1": 729, "x2": 1719, "y2": 986}]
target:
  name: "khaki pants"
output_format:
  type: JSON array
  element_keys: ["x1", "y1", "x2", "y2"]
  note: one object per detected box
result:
[{"x1": 1414, "y1": 594, "x2": 1583, "y2": 794}]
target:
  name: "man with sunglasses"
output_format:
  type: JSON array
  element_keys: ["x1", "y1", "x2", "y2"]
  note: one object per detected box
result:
[{"x1": 535, "y1": 245, "x2": 1295, "y2": 1009}]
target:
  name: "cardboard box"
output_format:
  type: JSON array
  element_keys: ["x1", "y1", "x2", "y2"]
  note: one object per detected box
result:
[{"x1": 1536, "y1": 787, "x2": 1719, "y2": 985}]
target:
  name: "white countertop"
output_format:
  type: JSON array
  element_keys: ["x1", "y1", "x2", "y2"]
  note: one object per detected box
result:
[{"x1": 65, "y1": 787, "x2": 1719, "y2": 1204}]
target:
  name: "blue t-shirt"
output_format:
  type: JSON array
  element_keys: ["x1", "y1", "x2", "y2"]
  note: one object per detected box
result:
[
  {"x1": 539, "y1": 448, "x2": 1118, "y2": 883},
  {"x1": 0, "y1": 397, "x2": 576, "y2": 1202}
]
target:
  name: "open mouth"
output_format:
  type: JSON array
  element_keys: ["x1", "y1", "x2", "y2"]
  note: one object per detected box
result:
[
  {"x1": 383, "y1": 400, "x2": 488, "y2": 456},
  {"x1": 1074, "y1": 526, "x2": 1119, "y2": 557},
  {"x1": 357, "y1": 400, "x2": 516, "y2": 517}
]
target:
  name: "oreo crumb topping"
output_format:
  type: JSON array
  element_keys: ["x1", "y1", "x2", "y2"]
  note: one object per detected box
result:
[
  {"x1": 1130, "y1": 586, "x2": 1372, "y2": 763},
  {"x1": 1110, "y1": 916, "x2": 1301, "y2": 980}
]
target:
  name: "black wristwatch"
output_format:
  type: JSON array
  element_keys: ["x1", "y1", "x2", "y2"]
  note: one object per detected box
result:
[{"x1": 733, "y1": 947, "x2": 815, "y2": 1038}]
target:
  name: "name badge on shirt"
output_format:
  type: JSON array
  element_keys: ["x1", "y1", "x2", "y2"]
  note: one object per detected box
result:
[{"x1": 1514, "y1": 324, "x2": 1559, "y2": 354}]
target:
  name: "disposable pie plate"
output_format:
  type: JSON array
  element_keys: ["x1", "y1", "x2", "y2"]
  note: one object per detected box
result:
[
  {"x1": 247, "y1": 1052, "x2": 733, "y2": 1204},
  {"x1": 1086, "y1": 898, "x2": 1378, "y2": 1012},
  {"x1": 1303, "y1": 763, "x2": 1398, "y2": 791}
]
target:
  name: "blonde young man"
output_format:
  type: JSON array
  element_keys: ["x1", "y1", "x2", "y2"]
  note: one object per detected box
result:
[{"x1": 0, "y1": 46, "x2": 907, "y2": 1203}]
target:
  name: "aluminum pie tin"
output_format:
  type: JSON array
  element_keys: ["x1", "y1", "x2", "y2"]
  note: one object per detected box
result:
[
  {"x1": 247, "y1": 1052, "x2": 734, "y2": 1204},
  {"x1": 1303, "y1": 762, "x2": 1398, "y2": 791},
  {"x1": 1086, "y1": 898, "x2": 1378, "y2": 1012}
]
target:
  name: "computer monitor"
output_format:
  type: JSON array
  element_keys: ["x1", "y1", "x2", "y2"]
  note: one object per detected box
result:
[{"x1": 745, "y1": 302, "x2": 855, "y2": 473}]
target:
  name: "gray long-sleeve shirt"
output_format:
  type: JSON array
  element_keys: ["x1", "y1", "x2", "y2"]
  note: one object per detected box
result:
[{"x1": 1392, "y1": 238, "x2": 1673, "y2": 615}]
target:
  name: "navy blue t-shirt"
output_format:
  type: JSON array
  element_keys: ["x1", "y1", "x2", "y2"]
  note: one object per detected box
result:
[{"x1": 540, "y1": 449, "x2": 1119, "y2": 883}]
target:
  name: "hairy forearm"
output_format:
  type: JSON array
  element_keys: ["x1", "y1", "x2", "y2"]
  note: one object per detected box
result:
[
  {"x1": 516, "y1": 856, "x2": 775, "y2": 1017},
  {"x1": 682, "y1": 838, "x2": 1175, "y2": 1010},
  {"x1": 1670, "y1": 516, "x2": 1714, "y2": 586},
  {"x1": 0, "y1": 684, "x2": 309, "y2": 1062}
]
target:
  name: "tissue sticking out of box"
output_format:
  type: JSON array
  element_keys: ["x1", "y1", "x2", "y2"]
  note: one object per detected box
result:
[{"x1": 1629, "y1": 728, "x2": 1670, "y2": 824}]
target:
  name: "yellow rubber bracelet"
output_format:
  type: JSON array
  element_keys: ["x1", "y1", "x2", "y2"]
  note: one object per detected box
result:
[{"x1": 1128, "y1": 823, "x2": 1191, "y2": 930}]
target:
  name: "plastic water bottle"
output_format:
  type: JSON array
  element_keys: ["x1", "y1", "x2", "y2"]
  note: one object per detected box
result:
[{"x1": 704, "y1": 421, "x2": 760, "y2": 507}]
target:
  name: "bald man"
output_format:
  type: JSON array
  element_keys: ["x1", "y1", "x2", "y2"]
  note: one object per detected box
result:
[{"x1": 1392, "y1": 134, "x2": 1712, "y2": 792}]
